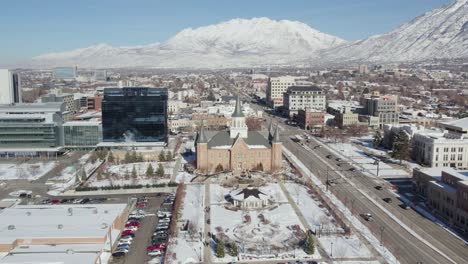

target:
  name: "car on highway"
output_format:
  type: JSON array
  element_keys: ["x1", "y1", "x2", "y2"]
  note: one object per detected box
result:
[
  {"x1": 336, "y1": 158, "x2": 342, "y2": 162},
  {"x1": 383, "y1": 198, "x2": 392, "y2": 203},
  {"x1": 125, "y1": 221, "x2": 140, "y2": 227},
  {"x1": 400, "y1": 203, "x2": 410, "y2": 210},
  {"x1": 349, "y1": 167, "x2": 356, "y2": 171},
  {"x1": 124, "y1": 226, "x2": 138, "y2": 231},
  {"x1": 362, "y1": 213, "x2": 373, "y2": 221},
  {"x1": 326, "y1": 155, "x2": 333, "y2": 159},
  {"x1": 375, "y1": 185, "x2": 383, "y2": 190}
]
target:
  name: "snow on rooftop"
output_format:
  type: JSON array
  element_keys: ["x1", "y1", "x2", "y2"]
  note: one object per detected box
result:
[
  {"x1": 0, "y1": 204, "x2": 127, "y2": 244},
  {"x1": 0, "y1": 251, "x2": 99, "y2": 264}
]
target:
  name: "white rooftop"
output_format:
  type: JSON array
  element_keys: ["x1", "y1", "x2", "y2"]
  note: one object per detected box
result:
[{"x1": 0, "y1": 204, "x2": 127, "y2": 244}]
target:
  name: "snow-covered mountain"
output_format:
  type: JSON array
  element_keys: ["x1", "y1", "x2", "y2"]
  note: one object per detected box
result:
[
  {"x1": 321, "y1": 0, "x2": 468, "y2": 63},
  {"x1": 27, "y1": 0, "x2": 468, "y2": 68},
  {"x1": 30, "y1": 17, "x2": 345, "y2": 68}
]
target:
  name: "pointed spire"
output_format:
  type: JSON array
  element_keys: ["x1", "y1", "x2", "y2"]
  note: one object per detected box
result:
[
  {"x1": 231, "y1": 95, "x2": 244, "y2": 118},
  {"x1": 268, "y1": 119, "x2": 273, "y2": 140},
  {"x1": 198, "y1": 122, "x2": 208, "y2": 143},
  {"x1": 272, "y1": 124, "x2": 280, "y2": 143}
]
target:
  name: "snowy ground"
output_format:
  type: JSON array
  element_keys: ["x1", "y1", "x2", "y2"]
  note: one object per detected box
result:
[
  {"x1": 284, "y1": 183, "x2": 337, "y2": 229},
  {"x1": 325, "y1": 142, "x2": 408, "y2": 178},
  {"x1": 320, "y1": 235, "x2": 372, "y2": 259},
  {"x1": 0, "y1": 162, "x2": 56, "y2": 181},
  {"x1": 86, "y1": 161, "x2": 174, "y2": 187},
  {"x1": 175, "y1": 171, "x2": 196, "y2": 183},
  {"x1": 209, "y1": 183, "x2": 320, "y2": 262},
  {"x1": 166, "y1": 184, "x2": 205, "y2": 264}
]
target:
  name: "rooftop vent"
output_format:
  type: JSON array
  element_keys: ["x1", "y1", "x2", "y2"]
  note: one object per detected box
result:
[
  {"x1": 58, "y1": 224, "x2": 63, "y2": 229},
  {"x1": 8, "y1": 225, "x2": 15, "y2": 230}
]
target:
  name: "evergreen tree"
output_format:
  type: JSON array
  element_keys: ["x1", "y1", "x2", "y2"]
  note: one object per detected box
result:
[
  {"x1": 132, "y1": 165, "x2": 138, "y2": 179},
  {"x1": 107, "y1": 151, "x2": 114, "y2": 163},
  {"x1": 392, "y1": 130, "x2": 410, "y2": 163},
  {"x1": 96, "y1": 169, "x2": 103, "y2": 181},
  {"x1": 146, "y1": 164, "x2": 154, "y2": 177},
  {"x1": 231, "y1": 243, "x2": 238, "y2": 256},
  {"x1": 215, "y1": 164, "x2": 223, "y2": 173},
  {"x1": 304, "y1": 234, "x2": 315, "y2": 255},
  {"x1": 166, "y1": 151, "x2": 173, "y2": 161},
  {"x1": 124, "y1": 151, "x2": 131, "y2": 163},
  {"x1": 131, "y1": 151, "x2": 138, "y2": 163},
  {"x1": 373, "y1": 130, "x2": 383, "y2": 148},
  {"x1": 216, "y1": 240, "x2": 225, "y2": 258},
  {"x1": 158, "y1": 151, "x2": 166, "y2": 162},
  {"x1": 156, "y1": 163, "x2": 165, "y2": 177},
  {"x1": 137, "y1": 153, "x2": 144, "y2": 162},
  {"x1": 257, "y1": 162, "x2": 264, "y2": 171},
  {"x1": 124, "y1": 168, "x2": 130, "y2": 180}
]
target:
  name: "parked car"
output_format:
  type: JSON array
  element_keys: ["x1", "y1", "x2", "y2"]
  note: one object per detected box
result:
[
  {"x1": 155, "y1": 226, "x2": 169, "y2": 231},
  {"x1": 80, "y1": 198, "x2": 90, "y2": 204},
  {"x1": 121, "y1": 230, "x2": 135, "y2": 236},
  {"x1": 159, "y1": 218, "x2": 170, "y2": 223},
  {"x1": 124, "y1": 226, "x2": 138, "y2": 231},
  {"x1": 336, "y1": 158, "x2": 342, "y2": 162},
  {"x1": 326, "y1": 155, "x2": 333, "y2": 159},
  {"x1": 73, "y1": 199, "x2": 83, "y2": 204},
  {"x1": 349, "y1": 167, "x2": 356, "y2": 172},
  {"x1": 125, "y1": 222, "x2": 140, "y2": 227},
  {"x1": 120, "y1": 235, "x2": 134, "y2": 240},
  {"x1": 119, "y1": 239, "x2": 133, "y2": 244},
  {"x1": 51, "y1": 199, "x2": 61, "y2": 204},
  {"x1": 136, "y1": 202, "x2": 147, "y2": 208},
  {"x1": 112, "y1": 251, "x2": 127, "y2": 257},
  {"x1": 148, "y1": 250, "x2": 162, "y2": 256},
  {"x1": 383, "y1": 198, "x2": 392, "y2": 203},
  {"x1": 117, "y1": 244, "x2": 130, "y2": 250}
]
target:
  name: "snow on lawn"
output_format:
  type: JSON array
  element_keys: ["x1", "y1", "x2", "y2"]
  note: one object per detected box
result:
[
  {"x1": 326, "y1": 142, "x2": 408, "y2": 178},
  {"x1": 166, "y1": 184, "x2": 205, "y2": 264},
  {"x1": 210, "y1": 184, "x2": 288, "y2": 205},
  {"x1": 46, "y1": 166, "x2": 77, "y2": 196},
  {"x1": 210, "y1": 202, "x2": 319, "y2": 261},
  {"x1": 175, "y1": 171, "x2": 195, "y2": 183},
  {"x1": 284, "y1": 183, "x2": 337, "y2": 229},
  {"x1": 0, "y1": 162, "x2": 56, "y2": 181},
  {"x1": 106, "y1": 161, "x2": 176, "y2": 176},
  {"x1": 319, "y1": 235, "x2": 372, "y2": 258}
]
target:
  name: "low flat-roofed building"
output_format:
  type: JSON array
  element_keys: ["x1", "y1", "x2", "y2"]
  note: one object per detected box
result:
[
  {"x1": 63, "y1": 121, "x2": 102, "y2": 150},
  {"x1": 0, "y1": 203, "x2": 129, "y2": 264}
]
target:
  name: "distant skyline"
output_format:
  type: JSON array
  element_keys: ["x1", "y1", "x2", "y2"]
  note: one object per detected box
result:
[{"x1": 1, "y1": 0, "x2": 452, "y2": 64}]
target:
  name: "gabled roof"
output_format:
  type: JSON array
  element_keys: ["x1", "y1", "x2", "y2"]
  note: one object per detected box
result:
[{"x1": 205, "y1": 130, "x2": 270, "y2": 148}]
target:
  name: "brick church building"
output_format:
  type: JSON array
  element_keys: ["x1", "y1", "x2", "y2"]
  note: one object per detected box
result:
[{"x1": 196, "y1": 96, "x2": 282, "y2": 174}]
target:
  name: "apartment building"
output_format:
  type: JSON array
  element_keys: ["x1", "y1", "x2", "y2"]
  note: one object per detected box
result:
[
  {"x1": 283, "y1": 86, "x2": 326, "y2": 118},
  {"x1": 413, "y1": 168, "x2": 468, "y2": 232},
  {"x1": 363, "y1": 94, "x2": 399, "y2": 128},
  {"x1": 266, "y1": 76, "x2": 307, "y2": 108},
  {"x1": 41, "y1": 92, "x2": 79, "y2": 114}
]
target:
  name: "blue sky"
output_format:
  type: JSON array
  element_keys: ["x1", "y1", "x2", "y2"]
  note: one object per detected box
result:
[{"x1": 1, "y1": 0, "x2": 451, "y2": 64}]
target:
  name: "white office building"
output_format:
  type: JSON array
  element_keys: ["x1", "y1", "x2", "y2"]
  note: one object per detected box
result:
[
  {"x1": 283, "y1": 86, "x2": 326, "y2": 117},
  {"x1": 0, "y1": 69, "x2": 21, "y2": 105},
  {"x1": 266, "y1": 76, "x2": 308, "y2": 108}
]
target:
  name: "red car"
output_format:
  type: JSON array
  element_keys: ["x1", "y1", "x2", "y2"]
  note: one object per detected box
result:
[
  {"x1": 51, "y1": 199, "x2": 61, "y2": 204},
  {"x1": 125, "y1": 222, "x2": 140, "y2": 227},
  {"x1": 121, "y1": 230, "x2": 135, "y2": 236},
  {"x1": 136, "y1": 202, "x2": 147, "y2": 208},
  {"x1": 147, "y1": 244, "x2": 166, "y2": 251}
]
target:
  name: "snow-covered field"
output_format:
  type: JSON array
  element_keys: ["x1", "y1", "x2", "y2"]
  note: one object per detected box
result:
[
  {"x1": 86, "y1": 161, "x2": 174, "y2": 187},
  {"x1": 209, "y1": 183, "x2": 320, "y2": 261},
  {"x1": 166, "y1": 184, "x2": 205, "y2": 264},
  {"x1": 325, "y1": 142, "x2": 408, "y2": 178},
  {"x1": 284, "y1": 183, "x2": 336, "y2": 229},
  {"x1": 0, "y1": 162, "x2": 56, "y2": 181},
  {"x1": 320, "y1": 235, "x2": 372, "y2": 258}
]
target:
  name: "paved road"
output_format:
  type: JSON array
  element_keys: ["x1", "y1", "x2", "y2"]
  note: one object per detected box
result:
[{"x1": 203, "y1": 181, "x2": 212, "y2": 264}]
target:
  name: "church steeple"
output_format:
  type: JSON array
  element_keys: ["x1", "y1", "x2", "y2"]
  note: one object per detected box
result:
[
  {"x1": 272, "y1": 124, "x2": 280, "y2": 143},
  {"x1": 198, "y1": 122, "x2": 208, "y2": 143},
  {"x1": 230, "y1": 95, "x2": 248, "y2": 138},
  {"x1": 232, "y1": 95, "x2": 244, "y2": 118}
]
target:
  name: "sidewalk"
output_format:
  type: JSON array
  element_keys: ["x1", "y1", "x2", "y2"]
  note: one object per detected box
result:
[{"x1": 56, "y1": 186, "x2": 177, "y2": 197}]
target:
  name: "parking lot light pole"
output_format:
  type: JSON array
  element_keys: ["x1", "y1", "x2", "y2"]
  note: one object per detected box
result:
[{"x1": 330, "y1": 241, "x2": 333, "y2": 257}]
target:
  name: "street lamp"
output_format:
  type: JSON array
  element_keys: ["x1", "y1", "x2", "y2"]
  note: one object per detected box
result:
[
  {"x1": 380, "y1": 226, "x2": 385, "y2": 246},
  {"x1": 374, "y1": 159, "x2": 380, "y2": 177},
  {"x1": 330, "y1": 241, "x2": 333, "y2": 257}
]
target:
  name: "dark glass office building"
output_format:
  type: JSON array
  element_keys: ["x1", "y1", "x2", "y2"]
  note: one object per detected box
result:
[{"x1": 102, "y1": 87, "x2": 168, "y2": 142}]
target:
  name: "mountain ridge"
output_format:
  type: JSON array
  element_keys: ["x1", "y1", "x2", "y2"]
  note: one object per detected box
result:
[{"x1": 27, "y1": 1, "x2": 468, "y2": 68}]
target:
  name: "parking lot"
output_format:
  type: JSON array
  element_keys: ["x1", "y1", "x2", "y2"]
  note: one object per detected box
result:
[{"x1": 110, "y1": 193, "x2": 175, "y2": 264}]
